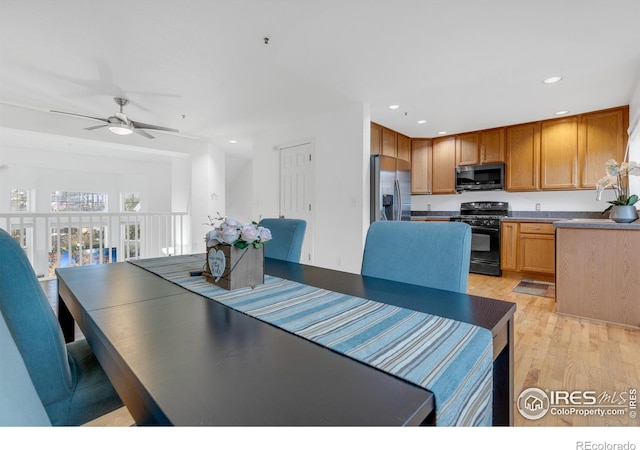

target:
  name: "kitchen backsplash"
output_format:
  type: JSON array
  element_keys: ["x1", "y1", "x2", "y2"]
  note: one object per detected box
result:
[{"x1": 411, "y1": 189, "x2": 609, "y2": 213}]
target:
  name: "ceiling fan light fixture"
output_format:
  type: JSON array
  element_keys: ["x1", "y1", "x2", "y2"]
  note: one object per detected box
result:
[{"x1": 108, "y1": 123, "x2": 133, "y2": 135}]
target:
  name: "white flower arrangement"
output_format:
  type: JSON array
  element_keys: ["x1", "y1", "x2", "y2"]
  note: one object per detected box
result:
[
  {"x1": 595, "y1": 159, "x2": 640, "y2": 214},
  {"x1": 205, "y1": 214, "x2": 272, "y2": 249}
]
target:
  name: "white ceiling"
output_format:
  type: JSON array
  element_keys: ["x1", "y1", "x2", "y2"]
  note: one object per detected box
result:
[{"x1": 1, "y1": 0, "x2": 639, "y2": 159}]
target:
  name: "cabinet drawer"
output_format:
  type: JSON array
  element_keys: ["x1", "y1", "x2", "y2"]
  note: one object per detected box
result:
[{"x1": 519, "y1": 223, "x2": 555, "y2": 234}]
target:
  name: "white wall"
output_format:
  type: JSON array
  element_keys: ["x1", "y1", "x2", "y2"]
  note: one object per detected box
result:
[
  {"x1": 251, "y1": 102, "x2": 369, "y2": 274},
  {"x1": 189, "y1": 143, "x2": 226, "y2": 254},
  {"x1": 628, "y1": 77, "x2": 640, "y2": 198},
  {"x1": 225, "y1": 154, "x2": 254, "y2": 224},
  {"x1": 0, "y1": 143, "x2": 173, "y2": 213}
]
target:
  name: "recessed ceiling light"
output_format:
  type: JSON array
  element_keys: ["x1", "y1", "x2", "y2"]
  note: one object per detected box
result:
[
  {"x1": 228, "y1": 140, "x2": 237, "y2": 144},
  {"x1": 555, "y1": 110, "x2": 569, "y2": 115},
  {"x1": 388, "y1": 105, "x2": 400, "y2": 110},
  {"x1": 437, "y1": 131, "x2": 447, "y2": 135},
  {"x1": 543, "y1": 76, "x2": 563, "y2": 84},
  {"x1": 417, "y1": 120, "x2": 427, "y2": 124}
]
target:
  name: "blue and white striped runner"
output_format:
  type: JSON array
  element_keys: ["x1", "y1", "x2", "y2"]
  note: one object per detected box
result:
[{"x1": 130, "y1": 255, "x2": 493, "y2": 426}]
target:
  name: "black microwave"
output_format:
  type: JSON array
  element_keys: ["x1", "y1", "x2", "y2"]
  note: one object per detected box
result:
[{"x1": 455, "y1": 163, "x2": 505, "y2": 191}]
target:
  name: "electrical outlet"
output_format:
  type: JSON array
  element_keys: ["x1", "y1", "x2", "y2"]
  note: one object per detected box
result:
[
  {"x1": 427, "y1": 204, "x2": 431, "y2": 211},
  {"x1": 535, "y1": 203, "x2": 541, "y2": 211}
]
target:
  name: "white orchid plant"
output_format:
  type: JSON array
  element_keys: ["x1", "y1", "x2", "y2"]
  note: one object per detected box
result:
[
  {"x1": 595, "y1": 159, "x2": 640, "y2": 214},
  {"x1": 205, "y1": 214, "x2": 272, "y2": 249}
]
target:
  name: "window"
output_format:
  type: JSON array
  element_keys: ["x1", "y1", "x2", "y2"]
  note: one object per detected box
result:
[
  {"x1": 121, "y1": 193, "x2": 142, "y2": 259},
  {"x1": 51, "y1": 191, "x2": 107, "y2": 212},
  {"x1": 10, "y1": 189, "x2": 30, "y2": 212},
  {"x1": 48, "y1": 224, "x2": 111, "y2": 277},
  {"x1": 122, "y1": 193, "x2": 141, "y2": 212}
]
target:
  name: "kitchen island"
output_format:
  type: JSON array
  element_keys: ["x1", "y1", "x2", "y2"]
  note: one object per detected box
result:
[{"x1": 554, "y1": 218, "x2": 640, "y2": 329}]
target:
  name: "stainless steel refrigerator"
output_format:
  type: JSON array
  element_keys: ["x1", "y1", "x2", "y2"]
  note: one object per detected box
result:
[{"x1": 370, "y1": 154, "x2": 411, "y2": 223}]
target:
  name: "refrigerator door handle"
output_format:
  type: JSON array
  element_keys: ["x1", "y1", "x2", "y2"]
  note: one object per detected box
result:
[{"x1": 395, "y1": 178, "x2": 401, "y2": 220}]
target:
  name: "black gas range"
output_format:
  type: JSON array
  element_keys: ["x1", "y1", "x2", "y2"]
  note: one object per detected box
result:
[{"x1": 450, "y1": 202, "x2": 509, "y2": 276}]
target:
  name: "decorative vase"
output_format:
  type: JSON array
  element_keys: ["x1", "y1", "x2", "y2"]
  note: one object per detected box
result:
[
  {"x1": 203, "y1": 244, "x2": 264, "y2": 290},
  {"x1": 609, "y1": 205, "x2": 639, "y2": 223}
]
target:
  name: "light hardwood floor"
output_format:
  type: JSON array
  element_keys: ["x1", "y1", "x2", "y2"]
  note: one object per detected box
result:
[{"x1": 42, "y1": 273, "x2": 640, "y2": 427}]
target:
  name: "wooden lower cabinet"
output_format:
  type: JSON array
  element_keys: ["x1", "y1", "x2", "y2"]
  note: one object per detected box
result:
[
  {"x1": 501, "y1": 221, "x2": 555, "y2": 276},
  {"x1": 556, "y1": 227, "x2": 640, "y2": 328},
  {"x1": 500, "y1": 222, "x2": 519, "y2": 271}
]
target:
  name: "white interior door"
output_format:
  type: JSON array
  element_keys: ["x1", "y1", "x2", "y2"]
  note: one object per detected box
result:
[{"x1": 279, "y1": 142, "x2": 314, "y2": 264}]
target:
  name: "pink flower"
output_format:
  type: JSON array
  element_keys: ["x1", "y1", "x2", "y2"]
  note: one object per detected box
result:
[
  {"x1": 240, "y1": 224, "x2": 259, "y2": 243},
  {"x1": 258, "y1": 226, "x2": 272, "y2": 243},
  {"x1": 218, "y1": 226, "x2": 240, "y2": 244}
]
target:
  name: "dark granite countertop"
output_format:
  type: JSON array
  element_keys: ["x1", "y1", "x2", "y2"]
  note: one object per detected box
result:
[
  {"x1": 554, "y1": 218, "x2": 640, "y2": 229},
  {"x1": 412, "y1": 211, "x2": 605, "y2": 222}
]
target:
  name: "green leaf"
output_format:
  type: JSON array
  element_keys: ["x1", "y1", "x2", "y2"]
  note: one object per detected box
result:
[{"x1": 627, "y1": 194, "x2": 638, "y2": 206}]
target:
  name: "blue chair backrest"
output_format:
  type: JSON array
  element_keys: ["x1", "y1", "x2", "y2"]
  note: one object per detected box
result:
[
  {"x1": 258, "y1": 218, "x2": 307, "y2": 263},
  {"x1": 0, "y1": 309, "x2": 51, "y2": 426},
  {"x1": 0, "y1": 228, "x2": 73, "y2": 409},
  {"x1": 361, "y1": 221, "x2": 471, "y2": 293}
]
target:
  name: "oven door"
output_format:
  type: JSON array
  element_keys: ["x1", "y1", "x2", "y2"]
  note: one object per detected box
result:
[{"x1": 468, "y1": 225, "x2": 501, "y2": 276}]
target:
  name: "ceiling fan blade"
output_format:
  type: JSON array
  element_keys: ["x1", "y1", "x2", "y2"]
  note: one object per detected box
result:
[
  {"x1": 84, "y1": 124, "x2": 108, "y2": 131},
  {"x1": 50, "y1": 110, "x2": 108, "y2": 123},
  {"x1": 130, "y1": 120, "x2": 179, "y2": 133},
  {"x1": 133, "y1": 128, "x2": 155, "y2": 139}
]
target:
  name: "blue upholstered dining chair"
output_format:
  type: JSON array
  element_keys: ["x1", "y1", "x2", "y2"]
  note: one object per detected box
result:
[
  {"x1": 258, "y1": 218, "x2": 307, "y2": 263},
  {"x1": 0, "y1": 308, "x2": 51, "y2": 426},
  {"x1": 361, "y1": 221, "x2": 472, "y2": 293},
  {"x1": 0, "y1": 228, "x2": 123, "y2": 426}
]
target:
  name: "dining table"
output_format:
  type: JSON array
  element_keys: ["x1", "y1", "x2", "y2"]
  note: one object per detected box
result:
[{"x1": 56, "y1": 256, "x2": 516, "y2": 426}]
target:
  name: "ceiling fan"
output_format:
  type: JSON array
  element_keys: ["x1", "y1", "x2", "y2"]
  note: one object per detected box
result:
[{"x1": 50, "y1": 97, "x2": 179, "y2": 139}]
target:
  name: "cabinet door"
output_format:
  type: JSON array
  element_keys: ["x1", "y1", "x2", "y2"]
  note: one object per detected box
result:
[
  {"x1": 397, "y1": 133, "x2": 411, "y2": 161},
  {"x1": 371, "y1": 122, "x2": 382, "y2": 155},
  {"x1": 540, "y1": 116, "x2": 579, "y2": 190},
  {"x1": 506, "y1": 122, "x2": 540, "y2": 191},
  {"x1": 456, "y1": 132, "x2": 479, "y2": 166},
  {"x1": 500, "y1": 222, "x2": 519, "y2": 271},
  {"x1": 578, "y1": 107, "x2": 628, "y2": 189},
  {"x1": 411, "y1": 139, "x2": 432, "y2": 194},
  {"x1": 519, "y1": 233, "x2": 555, "y2": 275},
  {"x1": 432, "y1": 136, "x2": 457, "y2": 194},
  {"x1": 480, "y1": 128, "x2": 505, "y2": 164},
  {"x1": 381, "y1": 128, "x2": 397, "y2": 158}
]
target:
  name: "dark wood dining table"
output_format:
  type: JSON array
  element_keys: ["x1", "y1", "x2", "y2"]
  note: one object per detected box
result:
[{"x1": 56, "y1": 257, "x2": 516, "y2": 426}]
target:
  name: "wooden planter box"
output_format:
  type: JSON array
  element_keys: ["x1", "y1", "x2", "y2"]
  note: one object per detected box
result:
[{"x1": 203, "y1": 244, "x2": 264, "y2": 290}]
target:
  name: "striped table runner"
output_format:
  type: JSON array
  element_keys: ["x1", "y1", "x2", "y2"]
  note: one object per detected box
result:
[{"x1": 130, "y1": 255, "x2": 493, "y2": 426}]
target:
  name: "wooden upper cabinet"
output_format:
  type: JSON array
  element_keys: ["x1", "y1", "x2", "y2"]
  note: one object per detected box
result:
[
  {"x1": 381, "y1": 127, "x2": 397, "y2": 158},
  {"x1": 578, "y1": 106, "x2": 628, "y2": 189},
  {"x1": 456, "y1": 128, "x2": 505, "y2": 165},
  {"x1": 370, "y1": 122, "x2": 382, "y2": 155},
  {"x1": 540, "y1": 116, "x2": 579, "y2": 190},
  {"x1": 456, "y1": 133, "x2": 480, "y2": 165},
  {"x1": 432, "y1": 136, "x2": 457, "y2": 194},
  {"x1": 397, "y1": 133, "x2": 411, "y2": 161},
  {"x1": 411, "y1": 139, "x2": 432, "y2": 194},
  {"x1": 480, "y1": 128, "x2": 505, "y2": 164},
  {"x1": 506, "y1": 122, "x2": 540, "y2": 191}
]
